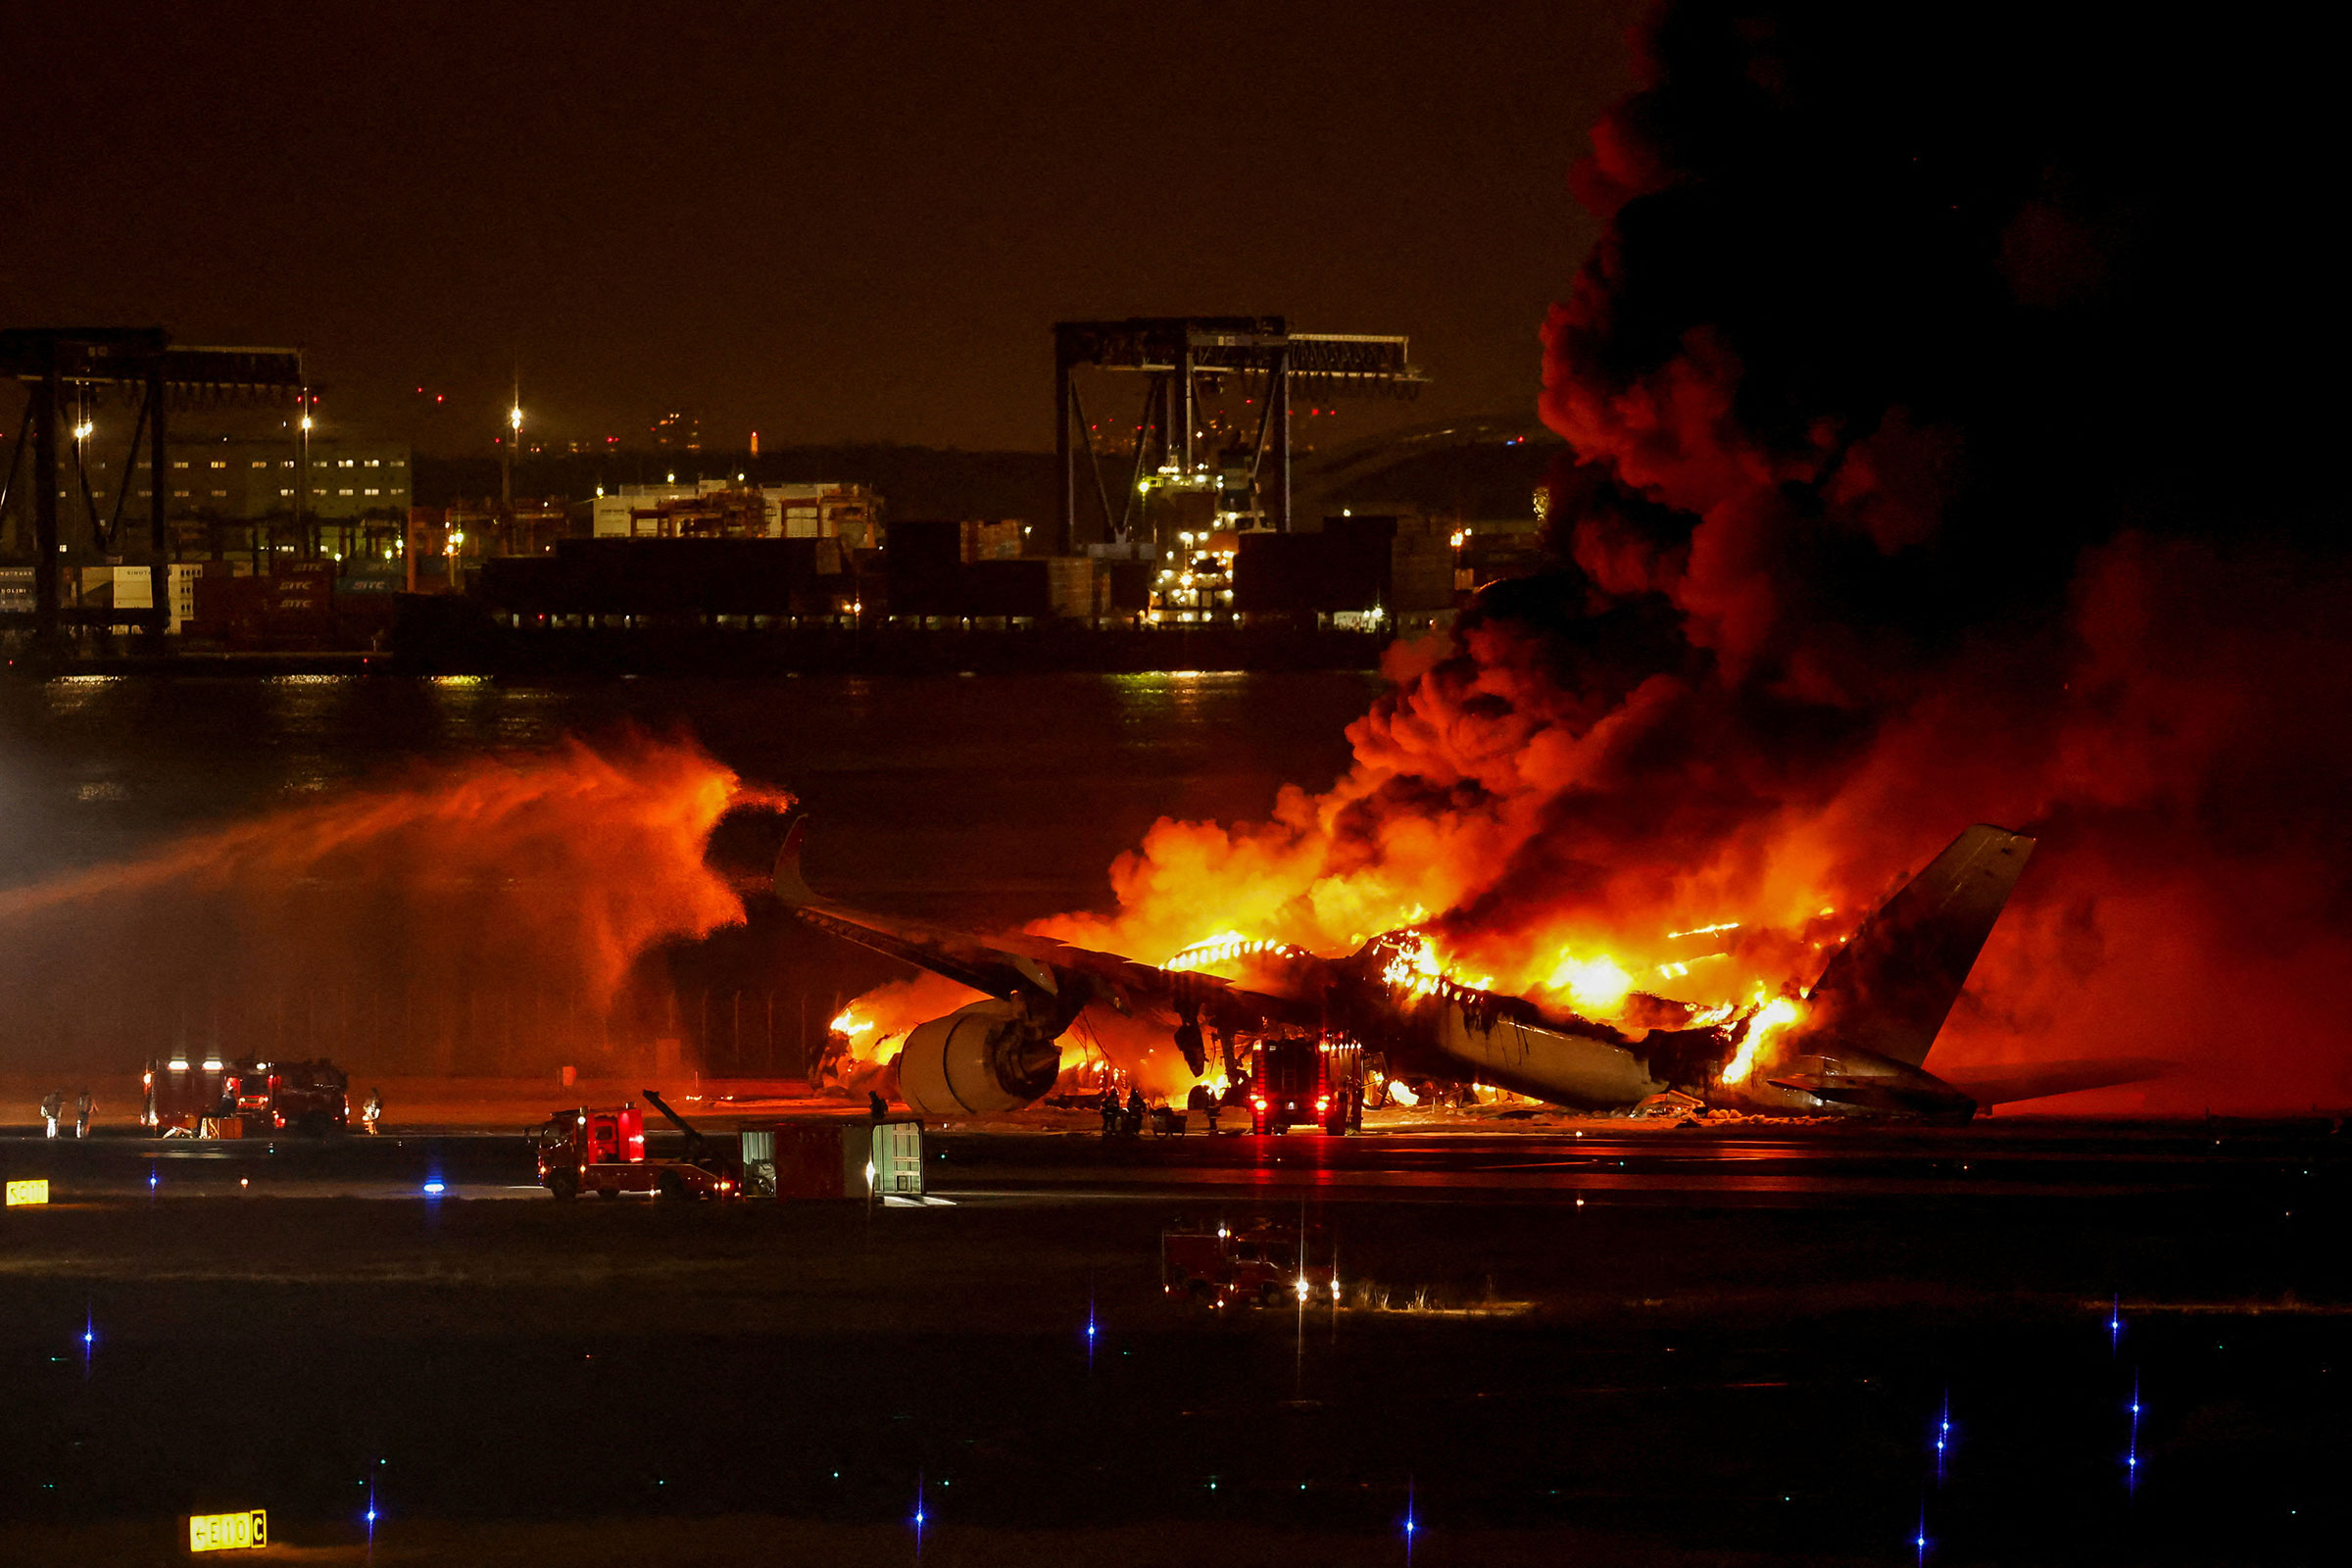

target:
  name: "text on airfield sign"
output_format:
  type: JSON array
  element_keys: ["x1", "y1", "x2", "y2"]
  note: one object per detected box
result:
[{"x1": 187, "y1": 1510, "x2": 267, "y2": 1552}]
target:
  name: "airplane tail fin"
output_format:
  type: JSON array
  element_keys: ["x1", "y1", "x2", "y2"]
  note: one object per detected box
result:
[
  {"x1": 1800, "y1": 824, "x2": 2035, "y2": 1068},
  {"x1": 771, "y1": 816, "x2": 820, "y2": 907}
]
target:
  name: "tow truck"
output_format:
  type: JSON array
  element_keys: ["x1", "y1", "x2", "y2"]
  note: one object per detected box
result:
[
  {"x1": 1161, "y1": 1218, "x2": 1341, "y2": 1308},
  {"x1": 534, "y1": 1089, "x2": 742, "y2": 1201},
  {"x1": 1247, "y1": 1034, "x2": 1365, "y2": 1135},
  {"x1": 142, "y1": 1055, "x2": 348, "y2": 1136}
]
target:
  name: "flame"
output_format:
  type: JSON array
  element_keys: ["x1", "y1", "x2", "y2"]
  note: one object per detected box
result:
[
  {"x1": 1667, "y1": 920, "x2": 1740, "y2": 940},
  {"x1": 1162, "y1": 930, "x2": 1308, "y2": 972},
  {"x1": 1543, "y1": 951, "x2": 1634, "y2": 1013},
  {"x1": 1720, "y1": 992, "x2": 1804, "y2": 1088}
]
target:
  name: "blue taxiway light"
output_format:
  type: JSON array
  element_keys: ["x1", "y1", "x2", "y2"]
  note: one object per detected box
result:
[{"x1": 421, "y1": 1181, "x2": 446, "y2": 1195}]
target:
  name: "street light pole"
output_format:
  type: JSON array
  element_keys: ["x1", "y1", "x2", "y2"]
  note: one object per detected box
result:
[
  {"x1": 503, "y1": 396, "x2": 520, "y2": 524},
  {"x1": 296, "y1": 391, "x2": 313, "y2": 565}
]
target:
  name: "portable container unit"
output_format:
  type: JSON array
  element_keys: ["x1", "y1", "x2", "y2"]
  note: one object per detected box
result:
[
  {"x1": 753, "y1": 1117, "x2": 924, "y2": 1200},
  {"x1": 143, "y1": 1056, "x2": 236, "y2": 1132}
]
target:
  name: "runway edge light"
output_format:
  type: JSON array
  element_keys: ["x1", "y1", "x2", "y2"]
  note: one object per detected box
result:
[
  {"x1": 186, "y1": 1509, "x2": 267, "y2": 1552},
  {"x1": 5, "y1": 1178, "x2": 49, "y2": 1206}
]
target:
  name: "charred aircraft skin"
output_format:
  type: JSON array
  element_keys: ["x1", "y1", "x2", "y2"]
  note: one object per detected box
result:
[
  {"x1": 1318, "y1": 941, "x2": 1727, "y2": 1111},
  {"x1": 775, "y1": 819, "x2": 2159, "y2": 1124}
]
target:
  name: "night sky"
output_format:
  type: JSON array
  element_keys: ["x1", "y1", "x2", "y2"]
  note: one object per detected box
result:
[{"x1": 5, "y1": 1, "x2": 1643, "y2": 454}]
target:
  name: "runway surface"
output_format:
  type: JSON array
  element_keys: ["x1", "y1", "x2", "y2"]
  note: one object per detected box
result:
[
  {"x1": 5, "y1": 1117, "x2": 2345, "y2": 1565},
  {"x1": 4, "y1": 1113, "x2": 2341, "y2": 1206}
]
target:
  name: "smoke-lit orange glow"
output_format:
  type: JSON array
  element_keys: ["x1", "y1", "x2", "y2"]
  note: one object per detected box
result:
[{"x1": 0, "y1": 737, "x2": 785, "y2": 1075}]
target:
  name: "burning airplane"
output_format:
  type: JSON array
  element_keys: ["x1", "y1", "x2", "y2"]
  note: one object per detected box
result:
[{"x1": 779, "y1": 820, "x2": 2157, "y2": 1124}]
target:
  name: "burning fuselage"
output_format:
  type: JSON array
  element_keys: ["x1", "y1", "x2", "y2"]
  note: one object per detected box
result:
[{"x1": 785, "y1": 820, "x2": 2145, "y2": 1124}]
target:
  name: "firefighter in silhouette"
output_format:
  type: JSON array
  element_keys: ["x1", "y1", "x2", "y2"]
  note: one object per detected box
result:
[
  {"x1": 868, "y1": 1090, "x2": 888, "y2": 1123},
  {"x1": 1124, "y1": 1086, "x2": 1146, "y2": 1138},
  {"x1": 1099, "y1": 1083, "x2": 1121, "y2": 1140}
]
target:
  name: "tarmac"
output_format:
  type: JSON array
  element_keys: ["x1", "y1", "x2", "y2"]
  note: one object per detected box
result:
[{"x1": 2, "y1": 1110, "x2": 2344, "y2": 1565}]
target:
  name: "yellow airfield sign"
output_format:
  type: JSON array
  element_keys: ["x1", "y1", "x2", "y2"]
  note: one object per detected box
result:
[
  {"x1": 187, "y1": 1509, "x2": 267, "y2": 1552},
  {"x1": 4, "y1": 1178, "x2": 49, "y2": 1206}
]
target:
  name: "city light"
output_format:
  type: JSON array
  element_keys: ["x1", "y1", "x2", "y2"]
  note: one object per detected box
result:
[
  {"x1": 72, "y1": 419, "x2": 94, "y2": 441},
  {"x1": 510, "y1": 406, "x2": 523, "y2": 431}
]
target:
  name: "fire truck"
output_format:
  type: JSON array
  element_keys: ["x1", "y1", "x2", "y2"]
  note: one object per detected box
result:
[
  {"x1": 142, "y1": 1056, "x2": 348, "y2": 1136},
  {"x1": 535, "y1": 1090, "x2": 741, "y2": 1201},
  {"x1": 1161, "y1": 1218, "x2": 1341, "y2": 1309},
  {"x1": 1246, "y1": 1034, "x2": 1365, "y2": 1135}
]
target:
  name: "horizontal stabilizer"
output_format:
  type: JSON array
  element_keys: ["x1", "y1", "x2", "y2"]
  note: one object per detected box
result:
[
  {"x1": 1945, "y1": 1057, "x2": 2170, "y2": 1106},
  {"x1": 1802, "y1": 825, "x2": 2034, "y2": 1068}
]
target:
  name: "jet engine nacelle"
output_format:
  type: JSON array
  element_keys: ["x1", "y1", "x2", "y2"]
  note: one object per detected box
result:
[{"x1": 892, "y1": 999, "x2": 1062, "y2": 1118}]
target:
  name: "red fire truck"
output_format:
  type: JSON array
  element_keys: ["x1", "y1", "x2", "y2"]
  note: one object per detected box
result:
[
  {"x1": 142, "y1": 1056, "x2": 348, "y2": 1136},
  {"x1": 534, "y1": 1092, "x2": 741, "y2": 1201},
  {"x1": 1246, "y1": 1034, "x2": 1365, "y2": 1135},
  {"x1": 1161, "y1": 1219, "x2": 1341, "y2": 1309}
]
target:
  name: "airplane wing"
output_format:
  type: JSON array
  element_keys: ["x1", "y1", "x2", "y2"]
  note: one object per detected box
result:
[{"x1": 771, "y1": 818, "x2": 1312, "y2": 1046}]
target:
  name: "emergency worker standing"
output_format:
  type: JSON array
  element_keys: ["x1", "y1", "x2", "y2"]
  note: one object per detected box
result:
[
  {"x1": 1125, "y1": 1086, "x2": 1146, "y2": 1138},
  {"x1": 39, "y1": 1091, "x2": 63, "y2": 1139},
  {"x1": 74, "y1": 1089, "x2": 93, "y2": 1139},
  {"x1": 362, "y1": 1089, "x2": 384, "y2": 1135}
]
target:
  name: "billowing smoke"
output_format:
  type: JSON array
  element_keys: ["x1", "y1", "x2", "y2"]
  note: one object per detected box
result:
[
  {"x1": 1034, "y1": 4, "x2": 2347, "y2": 1108},
  {"x1": 0, "y1": 736, "x2": 786, "y2": 1075}
]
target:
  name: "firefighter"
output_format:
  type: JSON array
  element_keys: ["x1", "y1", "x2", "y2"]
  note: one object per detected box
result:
[
  {"x1": 39, "y1": 1090, "x2": 63, "y2": 1139},
  {"x1": 74, "y1": 1089, "x2": 93, "y2": 1139},
  {"x1": 1099, "y1": 1084, "x2": 1121, "y2": 1140},
  {"x1": 868, "y1": 1090, "x2": 889, "y2": 1123},
  {"x1": 361, "y1": 1088, "x2": 384, "y2": 1135},
  {"x1": 1124, "y1": 1085, "x2": 1146, "y2": 1138}
]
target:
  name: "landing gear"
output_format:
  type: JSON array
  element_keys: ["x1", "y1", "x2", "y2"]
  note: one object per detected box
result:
[{"x1": 1173, "y1": 1019, "x2": 1205, "y2": 1077}]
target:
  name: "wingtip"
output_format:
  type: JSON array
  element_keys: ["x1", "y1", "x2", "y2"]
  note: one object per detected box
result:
[{"x1": 772, "y1": 816, "x2": 818, "y2": 906}]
